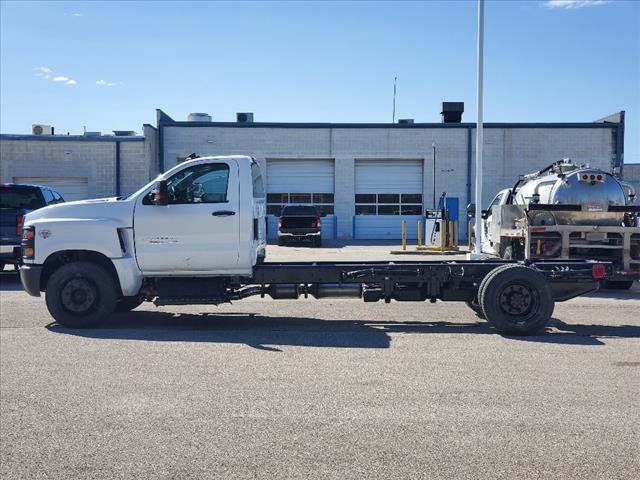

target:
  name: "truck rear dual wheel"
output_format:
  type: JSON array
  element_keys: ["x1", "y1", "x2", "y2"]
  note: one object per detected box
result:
[
  {"x1": 479, "y1": 264, "x2": 554, "y2": 336},
  {"x1": 45, "y1": 261, "x2": 118, "y2": 328}
]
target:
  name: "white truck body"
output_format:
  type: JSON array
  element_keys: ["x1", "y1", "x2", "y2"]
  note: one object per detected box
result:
[{"x1": 22, "y1": 156, "x2": 267, "y2": 296}]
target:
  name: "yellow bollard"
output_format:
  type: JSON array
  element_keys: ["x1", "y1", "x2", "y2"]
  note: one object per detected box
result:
[
  {"x1": 417, "y1": 220, "x2": 423, "y2": 247},
  {"x1": 401, "y1": 220, "x2": 407, "y2": 251}
]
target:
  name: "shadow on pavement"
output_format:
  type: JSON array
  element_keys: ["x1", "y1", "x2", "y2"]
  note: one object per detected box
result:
[
  {"x1": 44, "y1": 311, "x2": 640, "y2": 349},
  {"x1": 0, "y1": 271, "x2": 22, "y2": 291},
  {"x1": 581, "y1": 285, "x2": 640, "y2": 300},
  {"x1": 45, "y1": 311, "x2": 491, "y2": 350}
]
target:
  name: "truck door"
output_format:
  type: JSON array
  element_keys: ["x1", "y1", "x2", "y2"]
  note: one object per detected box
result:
[
  {"x1": 134, "y1": 160, "x2": 240, "y2": 274},
  {"x1": 481, "y1": 190, "x2": 507, "y2": 254}
]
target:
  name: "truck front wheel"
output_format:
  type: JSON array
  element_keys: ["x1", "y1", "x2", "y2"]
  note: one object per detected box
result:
[
  {"x1": 45, "y1": 261, "x2": 118, "y2": 328},
  {"x1": 480, "y1": 265, "x2": 554, "y2": 336}
]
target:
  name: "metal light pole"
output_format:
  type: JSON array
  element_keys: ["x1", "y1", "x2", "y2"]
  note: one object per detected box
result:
[
  {"x1": 432, "y1": 142, "x2": 437, "y2": 209},
  {"x1": 473, "y1": 0, "x2": 485, "y2": 256}
]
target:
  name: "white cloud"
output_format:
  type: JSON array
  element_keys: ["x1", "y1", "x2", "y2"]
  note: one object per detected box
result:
[
  {"x1": 96, "y1": 79, "x2": 119, "y2": 87},
  {"x1": 66, "y1": 79, "x2": 77, "y2": 85},
  {"x1": 53, "y1": 76, "x2": 69, "y2": 82},
  {"x1": 35, "y1": 66, "x2": 52, "y2": 74},
  {"x1": 71, "y1": 13, "x2": 83, "y2": 17},
  {"x1": 544, "y1": 0, "x2": 611, "y2": 9}
]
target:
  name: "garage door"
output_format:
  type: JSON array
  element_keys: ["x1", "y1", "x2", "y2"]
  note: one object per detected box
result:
[
  {"x1": 13, "y1": 177, "x2": 89, "y2": 202},
  {"x1": 266, "y1": 159, "x2": 335, "y2": 240},
  {"x1": 354, "y1": 159, "x2": 423, "y2": 239}
]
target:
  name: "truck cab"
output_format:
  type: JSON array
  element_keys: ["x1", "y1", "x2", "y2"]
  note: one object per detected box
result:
[
  {"x1": 20, "y1": 155, "x2": 266, "y2": 302},
  {"x1": 480, "y1": 188, "x2": 511, "y2": 256}
]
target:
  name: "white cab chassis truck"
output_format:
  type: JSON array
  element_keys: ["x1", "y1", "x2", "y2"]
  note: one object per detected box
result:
[
  {"x1": 20, "y1": 156, "x2": 611, "y2": 336},
  {"x1": 478, "y1": 160, "x2": 639, "y2": 290}
]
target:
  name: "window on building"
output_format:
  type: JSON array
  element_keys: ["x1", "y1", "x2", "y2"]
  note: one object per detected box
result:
[
  {"x1": 355, "y1": 193, "x2": 423, "y2": 216},
  {"x1": 267, "y1": 192, "x2": 334, "y2": 216}
]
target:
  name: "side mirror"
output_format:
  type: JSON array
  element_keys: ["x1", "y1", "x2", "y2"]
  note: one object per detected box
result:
[{"x1": 152, "y1": 180, "x2": 169, "y2": 206}]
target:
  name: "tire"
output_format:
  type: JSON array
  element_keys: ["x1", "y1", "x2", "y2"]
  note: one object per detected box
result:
[
  {"x1": 277, "y1": 238, "x2": 284, "y2": 246},
  {"x1": 315, "y1": 237, "x2": 322, "y2": 248},
  {"x1": 475, "y1": 263, "x2": 514, "y2": 319},
  {"x1": 602, "y1": 280, "x2": 634, "y2": 290},
  {"x1": 115, "y1": 295, "x2": 144, "y2": 312},
  {"x1": 479, "y1": 264, "x2": 554, "y2": 336},
  {"x1": 45, "y1": 261, "x2": 118, "y2": 328}
]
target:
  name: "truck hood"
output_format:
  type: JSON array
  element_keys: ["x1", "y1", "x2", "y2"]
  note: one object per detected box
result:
[{"x1": 24, "y1": 197, "x2": 135, "y2": 227}]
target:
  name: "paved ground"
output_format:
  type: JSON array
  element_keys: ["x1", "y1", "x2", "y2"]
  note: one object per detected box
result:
[{"x1": 1, "y1": 245, "x2": 639, "y2": 479}]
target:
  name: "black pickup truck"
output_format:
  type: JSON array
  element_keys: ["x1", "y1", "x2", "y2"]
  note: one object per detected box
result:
[
  {"x1": 277, "y1": 205, "x2": 322, "y2": 247},
  {"x1": 0, "y1": 184, "x2": 64, "y2": 269}
]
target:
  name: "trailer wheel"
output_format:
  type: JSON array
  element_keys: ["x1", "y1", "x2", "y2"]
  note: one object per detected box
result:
[
  {"x1": 45, "y1": 261, "x2": 118, "y2": 328},
  {"x1": 480, "y1": 265, "x2": 554, "y2": 336}
]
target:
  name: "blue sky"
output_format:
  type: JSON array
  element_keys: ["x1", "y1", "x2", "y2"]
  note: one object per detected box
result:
[{"x1": 1, "y1": 0, "x2": 638, "y2": 162}]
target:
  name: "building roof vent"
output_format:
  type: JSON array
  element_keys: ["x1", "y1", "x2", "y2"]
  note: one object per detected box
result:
[
  {"x1": 113, "y1": 130, "x2": 136, "y2": 136},
  {"x1": 84, "y1": 131, "x2": 102, "y2": 137},
  {"x1": 236, "y1": 112, "x2": 254, "y2": 123},
  {"x1": 398, "y1": 119, "x2": 414, "y2": 124},
  {"x1": 441, "y1": 102, "x2": 464, "y2": 123},
  {"x1": 187, "y1": 112, "x2": 212, "y2": 122},
  {"x1": 32, "y1": 124, "x2": 54, "y2": 135}
]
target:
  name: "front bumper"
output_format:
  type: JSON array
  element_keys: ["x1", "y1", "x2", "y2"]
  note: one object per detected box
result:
[{"x1": 19, "y1": 264, "x2": 42, "y2": 297}]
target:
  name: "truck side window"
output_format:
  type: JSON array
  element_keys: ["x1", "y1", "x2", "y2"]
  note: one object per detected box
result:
[{"x1": 165, "y1": 163, "x2": 230, "y2": 204}]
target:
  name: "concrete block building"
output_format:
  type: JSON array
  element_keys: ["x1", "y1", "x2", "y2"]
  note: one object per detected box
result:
[
  {"x1": 0, "y1": 125, "x2": 157, "y2": 201},
  {"x1": 0, "y1": 106, "x2": 627, "y2": 241},
  {"x1": 156, "y1": 107, "x2": 625, "y2": 240}
]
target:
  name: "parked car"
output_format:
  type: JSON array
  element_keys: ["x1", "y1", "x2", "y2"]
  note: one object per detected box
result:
[
  {"x1": 277, "y1": 205, "x2": 322, "y2": 247},
  {"x1": 0, "y1": 184, "x2": 64, "y2": 269}
]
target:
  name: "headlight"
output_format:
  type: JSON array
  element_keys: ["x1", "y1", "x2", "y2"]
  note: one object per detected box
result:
[{"x1": 21, "y1": 227, "x2": 35, "y2": 260}]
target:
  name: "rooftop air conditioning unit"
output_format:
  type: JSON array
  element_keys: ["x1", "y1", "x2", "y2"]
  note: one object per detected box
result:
[
  {"x1": 32, "y1": 124, "x2": 54, "y2": 135},
  {"x1": 236, "y1": 112, "x2": 254, "y2": 123},
  {"x1": 398, "y1": 119, "x2": 414, "y2": 124}
]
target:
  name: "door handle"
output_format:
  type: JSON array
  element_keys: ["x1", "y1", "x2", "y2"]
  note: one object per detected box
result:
[{"x1": 211, "y1": 210, "x2": 236, "y2": 217}]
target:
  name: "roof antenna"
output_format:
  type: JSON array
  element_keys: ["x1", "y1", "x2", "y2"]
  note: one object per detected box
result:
[{"x1": 392, "y1": 76, "x2": 398, "y2": 123}]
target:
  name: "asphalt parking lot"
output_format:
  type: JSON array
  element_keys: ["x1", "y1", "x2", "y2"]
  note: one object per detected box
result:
[{"x1": 1, "y1": 245, "x2": 639, "y2": 479}]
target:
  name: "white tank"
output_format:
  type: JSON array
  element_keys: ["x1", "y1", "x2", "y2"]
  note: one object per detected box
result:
[{"x1": 513, "y1": 161, "x2": 629, "y2": 226}]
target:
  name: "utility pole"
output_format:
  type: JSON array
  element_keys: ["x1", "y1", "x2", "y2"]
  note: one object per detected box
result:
[
  {"x1": 392, "y1": 76, "x2": 398, "y2": 123},
  {"x1": 432, "y1": 142, "x2": 437, "y2": 209},
  {"x1": 473, "y1": 0, "x2": 484, "y2": 256}
]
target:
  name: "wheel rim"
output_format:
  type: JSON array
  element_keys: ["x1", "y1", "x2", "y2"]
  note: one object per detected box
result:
[
  {"x1": 60, "y1": 277, "x2": 97, "y2": 313},
  {"x1": 498, "y1": 282, "x2": 538, "y2": 320}
]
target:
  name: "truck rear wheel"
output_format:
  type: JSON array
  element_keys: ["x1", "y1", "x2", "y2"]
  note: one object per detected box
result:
[
  {"x1": 45, "y1": 261, "x2": 118, "y2": 328},
  {"x1": 479, "y1": 264, "x2": 554, "y2": 336}
]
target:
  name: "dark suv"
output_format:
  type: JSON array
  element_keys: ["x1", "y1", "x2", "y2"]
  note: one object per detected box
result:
[{"x1": 0, "y1": 184, "x2": 65, "y2": 269}]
